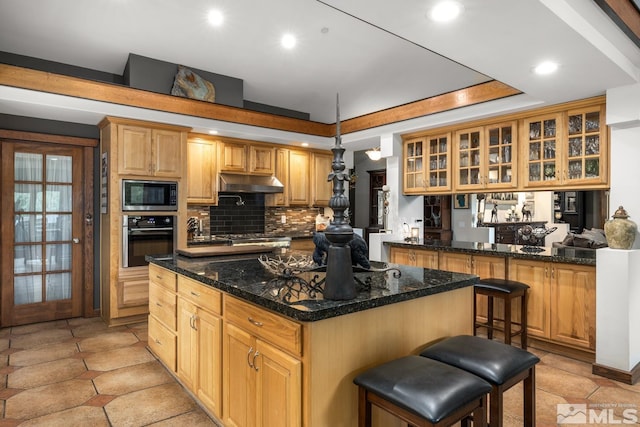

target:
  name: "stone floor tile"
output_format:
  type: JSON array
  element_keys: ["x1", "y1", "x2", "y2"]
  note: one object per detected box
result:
[
  {"x1": 8, "y1": 328, "x2": 73, "y2": 350},
  {"x1": 9, "y1": 341, "x2": 79, "y2": 367},
  {"x1": 4, "y1": 378, "x2": 95, "y2": 420},
  {"x1": 0, "y1": 339, "x2": 8, "y2": 352},
  {"x1": 67, "y1": 317, "x2": 104, "y2": 327},
  {"x1": 78, "y1": 331, "x2": 139, "y2": 352},
  {"x1": 104, "y1": 383, "x2": 197, "y2": 426},
  {"x1": 588, "y1": 385, "x2": 640, "y2": 422},
  {"x1": 0, "y1": 328, "x2": 11, "y2": 338},
  {"x1": 537, "y1": 363, "x2": 599, "y2": 399},
  {"x1": 540, "y1": 352, "x2": 597, "y2": 378},
  {"x1": 18, "y1": 406, "x2": 110, "y2": 427},
  {"x1": 93, "y1": 361, "x2": 173, "y2": 396},
  {"x1": 535, "y1": 387, "x2": 571, "y2": 425},
  {"x1": 84, "y1": 345, "x2": 155, "y2": 372},
  {"x1": 7, "y1": 358, "x2": 86, "y2": 389},
  {"x1": 70, "y1": 321, "x2": 128, "y2": 338},
  {"x1": 10, "y1": 320, "x2": 69, "y2": 336},
  {"x1": 148, "y1": 409, "x2": 220, "y2": 426}
]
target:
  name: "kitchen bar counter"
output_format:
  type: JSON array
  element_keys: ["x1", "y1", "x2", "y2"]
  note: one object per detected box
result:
[
  {"x1": 385, "y1": 240, "x2": 597, "y2": 265},
  {"x1": 146, "y1": 251, "x2": 478, "y2": 322}
]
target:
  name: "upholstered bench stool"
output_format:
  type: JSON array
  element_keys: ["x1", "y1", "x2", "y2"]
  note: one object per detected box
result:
[
  {"x1": 420, "y1": 335, "x2": 540, "y2": 427},
  {"x1": 474, "y1": 278, "x2": 530, "y2": 349},
  {"x1": 353, "y1": 355, "x2": 491, "y2": 427}
]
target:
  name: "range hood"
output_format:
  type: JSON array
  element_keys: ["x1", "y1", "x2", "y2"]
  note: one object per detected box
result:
[{"x1": 219, "y1": 173, "x2": 284, "y2": 193}]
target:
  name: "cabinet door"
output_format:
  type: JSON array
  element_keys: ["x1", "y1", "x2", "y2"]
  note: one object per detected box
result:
[
  {"x1": 224, "y1": 323, "x2": 254, "y2": 427},
  {"x1": 416, "y1": 250, "x2": 439, "y2": 269},
  {"x1": 187, "y1": 139, "x2": 217, "y2": 204},
  {"x1": 177, "y1": 298, "x2": 198, "y2": 390},
  {"x1": 152, "y1": 129, "x2": 183, "y2": 177},
  {"x1": 311, "y1": 153, "x2": 332, "y2": 207},
  {"x1": 522, "y1": 114, "x2": 562, "y2": 188},
  {"x1": 508, "y1": 259, "x2": 550, "y2": 339},
  {"x1": 250, "y1": 145, "x2": 275, "y2": 175},
  {"x1": 550, "y1": 264, "x2": 595, "y2": 350},
  {"x1": 403, "y1": 138, "x2": 426, "y2": 193},
  {"x1": 197, "y1": 309, "x2": 223, "y2": 417},
  {"x1": 564, "y1": 105, "x2": 607, "y2": 186},
  {"x1": 118, "y1": 125, "x2": 152, "y2": 175},
  {"x1": 389, "y1": 247, "x2": 416, "y2": 266},
  {"x1": 439, "y1": 252, "x2": 471, "y2": 273},
  {"x1": 255, "y1": 339, "x2": 302, "y2": 427},
  {"x1": 266, "y1": 148, "x2": 289, "y2": 207},
  {"x1": 454, "y1": 127, "x2": 483, "y2": 191},
  {"x1": 288, "y1": 150, "x2": 310, "y2": 206},
  {"x1": 220, "y1": 142, "x2": 248, "y2": 172},
  {"x1": 148, "y1": 315, "x2": 177, "y2": 372},
  {"x1": 484, "y1": 122, "x2": 517, "y2": 189},
  {"x1": 425, "y1": 134, "x2": 451, "y2": 192}
]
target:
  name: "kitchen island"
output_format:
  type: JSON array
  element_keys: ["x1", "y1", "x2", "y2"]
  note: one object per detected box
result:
[
  {"x1": 385, "y1": 240, "x2": 597, "y2": 360},
  {"x1": 146, "y1": 251, "x2": 478, "y2": 427}
]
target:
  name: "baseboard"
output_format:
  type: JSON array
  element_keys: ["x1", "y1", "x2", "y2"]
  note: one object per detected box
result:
[{"x1": 592, "y1": 361, "x2": 640, "y2": 385}]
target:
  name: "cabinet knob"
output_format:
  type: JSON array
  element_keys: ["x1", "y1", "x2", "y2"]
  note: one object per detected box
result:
[{"x1": 248, "y1": 317, "x2": 263, "y2": 327}]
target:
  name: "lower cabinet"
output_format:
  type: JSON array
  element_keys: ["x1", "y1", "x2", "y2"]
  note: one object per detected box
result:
[
  {"x1": 389, "y1": 246, "x2": 438, "y2": 269},
  {"x1": 147, "y1": 265, "x2": 177, "y2": 372}
]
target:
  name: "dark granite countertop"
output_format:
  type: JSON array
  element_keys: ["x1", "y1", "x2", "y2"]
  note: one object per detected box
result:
[
  {"x1": 146, "y1": 250, "x2": 478, "y2": 322},
  {"x1": 384, "y1": 240, "x2": 597, "y2": 266}
]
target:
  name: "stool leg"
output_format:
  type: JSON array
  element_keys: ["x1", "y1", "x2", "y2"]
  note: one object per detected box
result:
[
  {"x1": 358, "y1": 387, "x2": 372, "y2": 427},
  {"x1": 523, "y1": 366, "x2": 536, "y2": 427},
  {"x1": 473, "y1": 291, "x2": 478, "y2": 337},
  {"x1": 504, "y1": 296, "x2": 512, "y2": 346},
  {"x1": 521, "y1": 291, "x2": 528, "y2": 349},
  {"x1": 487, "y1": 296, "x2": 494, "y2": 340},
  {"x1": 490, "y1": 386, "x2": 504, "y2": 427}
]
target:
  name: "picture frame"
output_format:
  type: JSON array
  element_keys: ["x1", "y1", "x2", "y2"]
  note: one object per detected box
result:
[{"x1": 454, "y1": 194, "x2": 470, "y2": 209}]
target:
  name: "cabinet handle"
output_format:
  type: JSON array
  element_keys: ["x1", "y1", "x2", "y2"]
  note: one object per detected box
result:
[
  {"x1": 190, "y1": 314, "x2": 198, "y2": 331},
  {"x1": 156, "y1": 275, "x2": 163, "y2": 280},
  {"x1": 155, "y1": 339, "x2": 162, "y2": 345},
  {"x1": 545, "y1": 266, "x2": 549, "y2": 277},
  {"x1": 155, "y1": 302, "x2": 163, "y2": 307},
  {"x1": 248, "y1": 317, "x2": 263, "y2": 327},
  {"x1": 252, "y1": 351, "x2": 260, "y2": 371},
  {"x1": 551, "y1": 267, "x2": 555, "y2": 279},
  {"x1": 247, "y1": 346, "x2": 255, "y2": 368},
  {"x1": 190, "y1": 291, "x2": 200, "y2": 297}
]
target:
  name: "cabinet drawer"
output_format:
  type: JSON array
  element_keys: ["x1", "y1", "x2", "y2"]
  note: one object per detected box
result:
[
  {"x1": 224, "y1": 296, "x2": 302, "y2": 356},
  {"x1": 149, "y1": 264, "x2": 177, "y2": 291},
  {"x1": 148, "y1": 315, "x2": 177, "y2": 372},
  {"x1": 178, "y1": 276, "x2": 222, "y2": 315},
  {"x1": 149, "y1": 282, "x2": 177, "y2": 330}
]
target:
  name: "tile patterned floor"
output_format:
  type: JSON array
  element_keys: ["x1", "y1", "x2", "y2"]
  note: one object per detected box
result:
[{"x1": 0, "y1": 317, "x2": 639, "y2": 426}]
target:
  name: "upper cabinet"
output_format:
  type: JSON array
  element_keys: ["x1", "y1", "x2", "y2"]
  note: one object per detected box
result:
[
  {"x1": 311, "y1": 152, "x2": 333, "y2": 207},
  {"x1": 403, "y1": 133, "x2": 452, "y2": 194},
  {"x1": 288, "y1": 149, "x2": 311, "y2": 206},
  {"x1": 118, "y1": 125, "x2": 185, "y2": 178},
  {"x1": 219, "y1": 140, "x2": 275, "y2": 175},
  {"x1": 186, "y1": 136, "x2": 217, "y2": 205},
  {"x1": 523, "y1": 104, "x2": 607, "y2": 189},
  {"x1": 403, "y1": 137, "x2": 426, "y2": 194},
  {"x1": 453, "y1": 121, "x2": 517, "y2": 192}
]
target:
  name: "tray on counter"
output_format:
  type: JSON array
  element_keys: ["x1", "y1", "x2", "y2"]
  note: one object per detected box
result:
[{"x1": 176, "y1": 245, "x2": 274, "y2": 258}]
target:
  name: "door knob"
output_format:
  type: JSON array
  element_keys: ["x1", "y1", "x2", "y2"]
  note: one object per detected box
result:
[{"x1": 73, "y1": 238, "x2": 80, "y2": 243}]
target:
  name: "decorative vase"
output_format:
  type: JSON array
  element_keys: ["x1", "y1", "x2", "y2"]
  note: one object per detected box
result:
[{"x1": 604, "y1": 206, "x2": 637, "y2": 250}]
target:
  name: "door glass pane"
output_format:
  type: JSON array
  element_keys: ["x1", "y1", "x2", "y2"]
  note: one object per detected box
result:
[
  {"x1": 15, "y1": 184, "x2": 43, "y2": 212},
  {"x1": 46, "y1": 214, "x2": 71, "y2": 241},
  {"x1": 46, "y1": 155, "x2": 72, "y2": 183},
  {"x1": 46, "y1": 244, "x2": 71, "y2": 271},
  {"x1": 14, "y1": 214, "x2": 43, "y2": 242},
  {"x1": 14, "y1": 275, "x2": 43, "y2": 305},
  {"x1": 46, "y1": 273, "x2": 71, "y2": 301},
  {"x1": 45, "y1": 185, "x2": 72, "y2": 211},
  {"x1": 14, "y1": 153, "x2": 43, "y2": 181}
]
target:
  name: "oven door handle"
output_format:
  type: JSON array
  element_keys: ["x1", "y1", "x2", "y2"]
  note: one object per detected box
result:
[{"x1": 128, "y1": 227, "x2": 174, "y2": 233}]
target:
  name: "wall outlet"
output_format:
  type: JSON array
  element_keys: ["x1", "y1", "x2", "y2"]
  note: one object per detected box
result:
[{"x1": 281, "y1": 215, "x2": 286, "y2": 224}]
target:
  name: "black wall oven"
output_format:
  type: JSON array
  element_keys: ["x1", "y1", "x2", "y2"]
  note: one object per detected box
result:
[{"x1": 122, "y1": 215, "x2": 175, "y2": 268}]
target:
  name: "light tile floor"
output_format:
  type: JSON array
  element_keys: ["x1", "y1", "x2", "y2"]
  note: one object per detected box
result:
[{"x1": 0, "y1": 317, "x2": 639, "y2": 426}]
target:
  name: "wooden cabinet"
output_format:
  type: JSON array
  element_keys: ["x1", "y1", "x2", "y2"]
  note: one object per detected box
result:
[
  {"x1": 311, "y1": 152, "x2": 333, "y2": 206},
  {"x1": 219, "y1": 139, "x2": 275, "y2": 175},
  {"x1": 389, "y1": 247, "x2": 438, "y2": 269},
  {"x1": 454, "y1": 121, "x2": 517, "y2": 191},
  {"x1": 223, "y1": 296, "x2": 302, "y2": 427},
  {"x1": 403, "y1": 137, "x2": 426, "y2": 193},
  {"x1": 288, "y1": 149, "x2": 311, "y2": 206},
  {"x1": 118, "y1": 125, "x2": 184, "y2": 177},
  {"x1": 522, "y1": 104, "x2": 607, "y2": 189},
  {"x1": 403, "y1": 133, "x2": 452, "y2": 195},
  {"x1": 147, "y1": 264, "x2": 177, "y2": 372},
  {"x1": 266, "y1": 148, "x2": 290, "y2": 207},
  {"x1": 508, "y1": 259, "x2": 595, "y2": 351},
  {"x1": 186, "y1": 137, "x2": 217, "y2": 205},
  {"x1": 177, "y1": 275, "x2": 223, "y2": 417}
]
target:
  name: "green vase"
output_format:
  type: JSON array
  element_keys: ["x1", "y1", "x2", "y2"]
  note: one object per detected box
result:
[{"x1": 604, "y1": 206, "x2": 637, "y2": 250}]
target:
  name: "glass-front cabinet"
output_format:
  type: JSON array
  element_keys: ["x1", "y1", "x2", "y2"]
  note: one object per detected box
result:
[
  {"x1": 404, "y1": 133, "x2": 452, "y2": 194},
  {"x1": 523, "y1": 113, "x2": 562, "y2": 187},
  {"x1": 564, "y1": 105, "x2": 607, "y2": 185},
  {"x1": 454, "y1": 121, "x2": 517, "y2": 192},
  {"x1": 425, "y1": 133, "x2": 451, "y2": 192},
  {"x1": 403, "y1": 137, "x2": 425, "y2": 194}
]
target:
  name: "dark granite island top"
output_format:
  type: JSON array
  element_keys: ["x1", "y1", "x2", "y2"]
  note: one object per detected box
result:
[
  {"x1": 146, "y1": 252, "x2": 478, "y2": 322},
  {"x1": 384, "y1": 240, "x2": 597, "y2": 266}
]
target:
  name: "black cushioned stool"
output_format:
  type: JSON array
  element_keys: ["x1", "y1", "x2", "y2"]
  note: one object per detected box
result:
[
  {"x1": 474, "y1": 278, "x2": 529, "y2": 349},
  {"x1": 420, "y1": 335, "x2": 540, "y2": 427},
  {"x1": 353, "y1": 355, "x2": 491, "y2": 427}
]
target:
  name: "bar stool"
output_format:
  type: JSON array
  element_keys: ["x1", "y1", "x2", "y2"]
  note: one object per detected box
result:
[
  {"x1": 353, "y1": 355, "x2": 491, "y2": 426},
  {"x1": 421, "y1": 335, "x2": 539, "y2": 427},
  {"x1": 474, "y1": 278, "x2": 529, "y2": 349}
]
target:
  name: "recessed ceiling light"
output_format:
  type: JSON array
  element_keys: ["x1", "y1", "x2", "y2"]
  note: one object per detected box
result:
[
  {"x1": 430, "y1": 1, "x2": 463, "y2": 22},
  {"x1": 301, "y1": 142, "x2": 309, "y2": 147},
  {"x1": 281, "y1": 33, "x2": 297, "y2": 49},
  {"x1": 207, "y1": 9, "x2": 224, "y2": 27},
  {"x1": 533, "y1": 61, "x2": 559, "y2": 75},
  {"x1": 208, "y1": 130, "x2": 218, "y2": 135}
]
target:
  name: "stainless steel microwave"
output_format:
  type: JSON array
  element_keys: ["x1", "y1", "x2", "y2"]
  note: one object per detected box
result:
[{"x1": 122, "y1": 180, "x2": 178, "y2": 211}]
